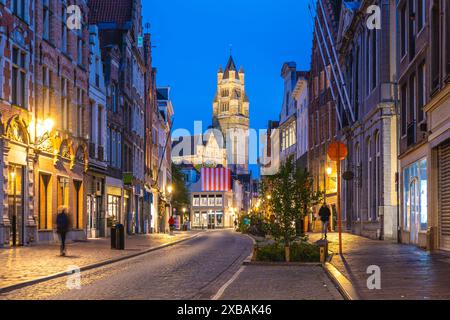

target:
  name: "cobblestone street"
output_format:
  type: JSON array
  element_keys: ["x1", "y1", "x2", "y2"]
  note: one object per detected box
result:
[
  {"x1": 218, "y1": 265, "x2": 343, "y2": 300},
  {"x1": 309, "y1": 233, "x2": 450, "y2": 300},
  {"x1": 0, "y1": 230, "x2": 253, "y2": 300},
  {"x1": 0, "y1": 231, "x2": 201, "y2": 290}
]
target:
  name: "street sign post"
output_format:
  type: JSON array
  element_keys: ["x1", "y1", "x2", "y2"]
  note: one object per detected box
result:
[{"x1": 327, "y1": 141, "x2": 348, "y2": 255}]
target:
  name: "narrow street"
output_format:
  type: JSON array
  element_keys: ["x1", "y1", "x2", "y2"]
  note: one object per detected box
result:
[{"x1": 0, "y1": 231, "x2": 253, "y2": 300}]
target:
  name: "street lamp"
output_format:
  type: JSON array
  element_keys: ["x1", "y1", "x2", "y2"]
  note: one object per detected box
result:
[
  {"x1": 326, "y1": 166, "x2": 333, "y2": 176},
  {"x1": 266, "y1": 194, "x2": 272, "y2": 200},
  {"x1": 167, "y1": 184, "x2": 173, "y2": 195}
]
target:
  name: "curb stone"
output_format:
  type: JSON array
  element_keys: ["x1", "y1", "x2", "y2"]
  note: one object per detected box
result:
[
  {"x1": 322, "y1": 262, "x2": 360, "y2": 300},
  {"x1": 0, "y1": 232, "x2": 203, "y2": 294}
]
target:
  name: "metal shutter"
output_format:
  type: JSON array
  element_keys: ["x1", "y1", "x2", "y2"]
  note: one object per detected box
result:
[{"x1": 439, "y1": 142, "x2": 450, "y2": 251}]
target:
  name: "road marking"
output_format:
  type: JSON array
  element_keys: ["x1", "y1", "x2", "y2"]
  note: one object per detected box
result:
[{"x1": 211, "y1": 265, "x2": 246, "y2": 300}]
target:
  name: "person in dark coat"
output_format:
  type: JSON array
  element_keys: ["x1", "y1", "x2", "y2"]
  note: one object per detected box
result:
[
  {"x1": 56, "y1": 206, "x2": 70, "y2": 256},
  {"x1": 318, "y1": 203, "x2": 331, "y2": 240}
]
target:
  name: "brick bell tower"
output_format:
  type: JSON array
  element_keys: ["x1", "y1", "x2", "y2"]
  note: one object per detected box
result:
[{"x1": 212, "y1": 55, "x2": 250, "y2": 174}]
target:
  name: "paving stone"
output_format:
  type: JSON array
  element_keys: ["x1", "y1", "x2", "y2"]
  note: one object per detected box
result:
[{"x1": 308, "y1": 232, "x2": 450, "y2": 300}]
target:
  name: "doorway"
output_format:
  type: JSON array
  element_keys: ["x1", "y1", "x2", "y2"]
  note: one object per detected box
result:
[
  {"x1": 8, "y1": 165, "x2": 25, "y2": 246},
  {"x1": 409, "y1": 179, "x2": 420, "y2": 245}
]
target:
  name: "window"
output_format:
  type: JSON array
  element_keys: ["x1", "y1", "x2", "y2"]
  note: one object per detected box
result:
[
  {"x1": 42, "y1": 67, "x2": 51, "y2": 116},
  {"x1": 446, "y1": 1, "x2": 450, "y2": 76},
  {"x1": 76, "y1": 88, "x2": 83, "y2": 137},
  {"x1": 107, "y1": 195, "x2": 121, "y2": 223},
  {"x1": 57, "y1": 177, "x2": 69, "y2": 208},
  {"x1": 401, "y1": 84, "x2": 407, "y2": 135},
  {"x1": 409, "y1": 74, "x2": 416, "y2": 125},
  {"x1": 375, "y1": 132, "x2": 381, "y2": 220},
  {"x1": 220, "y1": 102, "x2": 229, "y2": 112},
  {"x1": 12, "y1": 47, "x2": 27, "y2": 108},
  {"x1": 61, "y1": 3, "x2": 68, "y2": 52},
  {"x1": 367, "y1": 138, "x2": 372, "y2": 221},
  {"x1": 61, "y1": 78, "x2": 68, "y2": 130},
  {"x1": 371, "y1": 30, "x2": 377, "y2": 90},
  {"x1": 43, "y1": 0, "x2": 51, "y2": 40},
  {"x1": 77, "y1": 38, "x2": 83, "y2": 65},
  {"x1": 193, "y1": 195, "x2": 200, "y2": 207},
  {"x1": 73, "y1": 180, "x2": 82, "y2": 229},
  {"x1": 400, "y1": 5, "x2": 407, "y2": 58},
  {"x1": 12, "y1": 0, "x2": 25, "y2": 20},
  {"x1": 111, "y1": 84, "x2": 117, "y2": 112},
  {"x1": 208, "y1": 196, "x2": 215, "y2": 207},
  {"x1": 417, "y1": 0, "x2": 426, "y2": 32},
  {"x1": 402, "y1": 159, "x2": 428, "y2": 232},
  {"x1": 418, "y1": 62, "x2": 426, "y2": 122},
  {"x1": 200, "y1": 195, "x2": 208, "y2": 206},
  {"x1": 355, "y1": 143, "x2": 361, "y2": 221},
  {"x1": 97, "y1": 106, "x2": 103, "y2": 148},
  {"x1": 39, "y1": 173, "x2": 52, "y2": 230},
  {"x1": 215, "y1": 195, "x2": 223, "y2": 207},
  {"x1": 431, "y1": 1, "x2": 440, "y2": 90}
]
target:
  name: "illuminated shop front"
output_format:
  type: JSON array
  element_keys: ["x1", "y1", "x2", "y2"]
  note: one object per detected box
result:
[{"x1": 402, "y1": 158, "x2": 428, "y2": 247}]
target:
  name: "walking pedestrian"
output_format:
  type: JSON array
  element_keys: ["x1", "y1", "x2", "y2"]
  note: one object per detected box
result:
[
  {"x1": 168, "y1": 216, "x2": 175, "y2": 235},
  {"x1": 234, "y1": 219, "x2": 238, "y2": 230},
  {"x1": 318, "y1": 203, "x2": 331, "y2": 240},
  {"x1": 56, "y1": 206, "x2": 70, "y2": 256}
]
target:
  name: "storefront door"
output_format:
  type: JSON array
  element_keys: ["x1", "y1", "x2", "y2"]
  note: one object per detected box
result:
[
  {"x1": 409, "y1": 179, "x2": 420, "y2": 245},
  {"x1": 8, "y1": 165, "x2": 25, "y2": 246}
]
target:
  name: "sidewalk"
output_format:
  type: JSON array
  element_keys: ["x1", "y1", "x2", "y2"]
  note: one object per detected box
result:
[
  {"x1": 0, "y1": 231, "x2": 202, "y2": 290},
  {"x1": 309, "y1": 232, "x2": 450, "y2": 300}
]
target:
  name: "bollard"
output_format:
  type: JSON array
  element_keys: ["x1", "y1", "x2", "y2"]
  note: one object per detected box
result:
[{"x1": 318, "y1": 240, "x2": 328, "y2": 263}]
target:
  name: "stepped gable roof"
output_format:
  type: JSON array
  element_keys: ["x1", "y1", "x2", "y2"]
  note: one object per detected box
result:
[{"x1": 89, "y1": 0, "x2": 133, "y2": 27}]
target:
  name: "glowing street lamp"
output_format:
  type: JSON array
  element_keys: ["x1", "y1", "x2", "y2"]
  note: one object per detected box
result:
[
  {"x1": 167, "y1": 185, "x2": 173, "y2": 195},
  {"x1": 326, "y1": 167, "x2": 333, "y2": 176}
]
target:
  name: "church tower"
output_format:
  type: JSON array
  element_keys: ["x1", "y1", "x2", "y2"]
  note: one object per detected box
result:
[{"x1": 212, "y1": 56, "x2": 250, "y2": 174}]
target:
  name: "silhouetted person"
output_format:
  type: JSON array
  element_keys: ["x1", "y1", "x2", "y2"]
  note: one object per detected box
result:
[
  {"x1": 319, "y1": 204, "x2": 331, "y2": 240},
  {"x1": 56, "y1": 206, "x2": 69, "y2": 256}
]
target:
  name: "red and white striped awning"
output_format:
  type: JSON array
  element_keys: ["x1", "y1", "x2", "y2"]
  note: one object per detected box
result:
[{"x1": 201, "y1": 167, "x2": 231, "y2": 192}]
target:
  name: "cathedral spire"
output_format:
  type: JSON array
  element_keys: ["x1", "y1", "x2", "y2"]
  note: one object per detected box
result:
[{"x1": 223, "y1": 55, "x2": 238, "y2": 80}]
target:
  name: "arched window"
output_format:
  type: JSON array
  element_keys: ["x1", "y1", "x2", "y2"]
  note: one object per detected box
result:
[
  {"x1": 375, "y1": 131, "x2": 381, "y2": 220},
  {"x1": 355, "y1": 143, "x2": 361, "y2": 221},
  {"x1": 367, "y1": 136, "x2": 372, "y2": 221}
]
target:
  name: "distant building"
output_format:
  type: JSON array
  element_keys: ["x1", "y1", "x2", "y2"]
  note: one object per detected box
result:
[
  {"x1": 156, "y1": 87, "x2": 174, "y2": 233},
  {"x1": 172, "y1": 131, "x2": 227, "y2": 168},
  {"x1": 87, "y1": 25, "x2": 108, "y2": 238},
  {"x1": 260, "y1": 120, "x2": 280, "y2": 177},
  {"x1": 398, "y1": 0, "x2": 450, "y2": 251},
  {"x1": 294, "y1": 72, "x2": 309, "y2": 170},
  {"x1": 212, "y1": 56, "x2": 250, "y2": 174}
]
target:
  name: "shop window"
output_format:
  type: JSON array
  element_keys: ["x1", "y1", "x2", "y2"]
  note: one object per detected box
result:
[
  {"x1": 57, "y1": 177, "x2": 69, "y2": 209},
  {"x1": 73, "y1": 180, "x2": 82, "y2": 229},
  {"x1": 208, "y1": 195, "x2": 215, "y2": 207},
  {"x1": 39, "y1": 173, "x2": 52, "y2": 230},
  {"x1": 403, "y1": 159, "x2": 428, "y2": 232},
  {"x1": 215, "y1": 196, "x2": 223, "y2": 207},
  {"x1": 193, "y1": 195, "x2": 200, "y2": 207},
  {"x1": 107, "y1": 194, "x2": 121, "y2": 224},
  {"x1": 200, "y1": 195, "x2": 207, "y2": 206}
]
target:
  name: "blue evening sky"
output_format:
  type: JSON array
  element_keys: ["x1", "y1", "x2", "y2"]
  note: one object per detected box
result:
[{"x1": 143, "y1": 0, "x2": 314, "y2": 175}]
